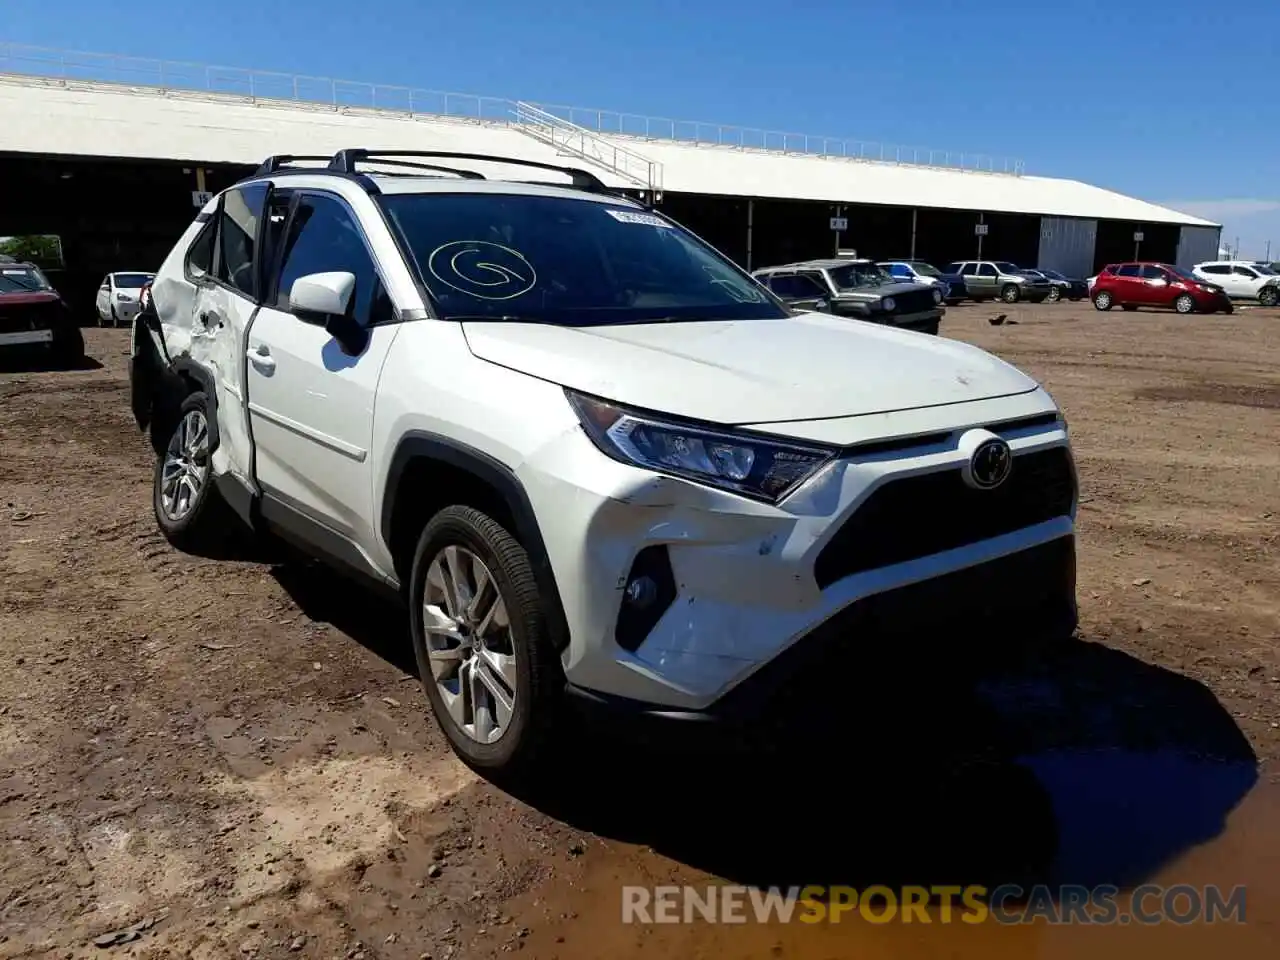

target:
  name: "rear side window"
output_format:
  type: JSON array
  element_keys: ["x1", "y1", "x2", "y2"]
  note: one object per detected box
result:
[
  {"x1": 185, "y1": 221, "x2": 215, "y2": 278},
  {"x1": 977, "y1": 263, "x2": 998, "y2": 276},
  {"x1": 1199, "y1": 264, "x2": 1229, "y2": 275},
  {"x1": 215, "y1": 184, "x2": 268, "y2": 298},
  {"x1": 1116, "y1": 264, "x2": 1141, "y2": 277}
]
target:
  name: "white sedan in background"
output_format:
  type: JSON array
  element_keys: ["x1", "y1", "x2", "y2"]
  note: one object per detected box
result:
[{"x1": 95, "y1": 271, "x2": 155, "y2": 326}]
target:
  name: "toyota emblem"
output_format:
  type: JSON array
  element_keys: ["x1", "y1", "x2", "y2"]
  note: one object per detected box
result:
[{"x1": 968, "y1": 437, "x2": 1012, "y2": 489}]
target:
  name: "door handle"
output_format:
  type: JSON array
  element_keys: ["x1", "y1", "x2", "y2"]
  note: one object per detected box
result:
[{"x1": 248, "y1": 344, "x2": 276, "y2": 373}]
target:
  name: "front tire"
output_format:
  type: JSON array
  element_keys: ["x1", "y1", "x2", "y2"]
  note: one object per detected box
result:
[
  {"x1": 409, "y1": 506, "x2": 562, "y2": 779},
  {"x1": 1174, "y1": 294, "x2": 1196, "y2": 314},
  {"x1": 1045, "y1": 287, "x2": 1062, "y2": 303},
  {"x1": 1092, "y1": 291, "x2": 1113, "y2": 311},
  {"x1": 1001, "y1": 284, "x2": 1021, "y2": 304},
  {"x1": 152, "y1": 391, "x2": 227, "y2": 549},
  {"x1": 1259, "y1": 286, "x2": 1279, "y2": 307}
]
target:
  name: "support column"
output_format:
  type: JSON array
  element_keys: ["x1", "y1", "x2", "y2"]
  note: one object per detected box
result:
[
  {"x1": 976, "y1": 212, "x2": 985, "y2": 260},
  {"x1": 746, "y1": 199, "x2": 754, "y2": 271},
  {"x1": 195, "y1": 167, "x2": 207, "y2": 193},
  {"x1": 909, "y1": 208, "x2": 918, "y2": 260}
]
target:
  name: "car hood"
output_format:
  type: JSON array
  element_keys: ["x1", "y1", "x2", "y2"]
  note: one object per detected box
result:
[
  {"x1": 833, "y1": 280, "x2": 931, "y2": 302},
  {"x1": 462, "y1": 314, "x2": 1039, "y2": 424},
  {"x1": 0, "y1": 291, "x2": 62, "y2": 307}
]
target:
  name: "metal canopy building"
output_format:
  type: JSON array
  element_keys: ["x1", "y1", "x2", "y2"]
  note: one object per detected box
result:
[{"x1": 0, "y1": 44, "x2": 1222, "y2": 310}]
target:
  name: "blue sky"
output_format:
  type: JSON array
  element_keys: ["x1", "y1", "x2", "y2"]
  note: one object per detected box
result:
[{"x1": 5, "y1": 0, "x2": 1278, "y2": 255}]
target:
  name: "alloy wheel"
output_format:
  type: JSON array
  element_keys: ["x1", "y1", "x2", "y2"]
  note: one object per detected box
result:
[
  {"x1": 159, "y1": 410, "x2": 210, "y2": 522},
  {"x1": 422, "y1": 545, "x2": 517, "y2": 744}
]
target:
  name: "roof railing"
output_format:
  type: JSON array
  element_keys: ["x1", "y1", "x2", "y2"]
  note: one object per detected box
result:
[{"x1": 0, "y1": 41, "x2": 1026, "y2": 176}]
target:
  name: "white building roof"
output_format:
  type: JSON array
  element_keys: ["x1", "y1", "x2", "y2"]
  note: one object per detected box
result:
[{"x1": 0, "y1": 74, "x2": 1217, "y2": 228}]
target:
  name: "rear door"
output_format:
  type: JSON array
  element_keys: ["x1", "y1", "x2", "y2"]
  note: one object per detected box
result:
[
  {"x1": 186, "y1": 182, "x2": 272, "y2": 487},
  {"x1": 1112, "y1": 264, "x2": 1142, "y2": 303}
]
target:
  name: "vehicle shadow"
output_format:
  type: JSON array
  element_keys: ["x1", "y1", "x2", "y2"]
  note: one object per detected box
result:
[
  {"x1": 269, "y1": 559, "x2": 419, "y2": 678},
  {"x1": 516, "y1": 637, "x2": 1258, "y2": 896},
  {"x1": 0, "y1": 353, "x2": 103, "y2": 373},
  {"x1": 262, "y1": 559, "x2": 1259, "y2": 895}
]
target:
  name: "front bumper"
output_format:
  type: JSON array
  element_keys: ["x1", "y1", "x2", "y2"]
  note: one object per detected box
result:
[
  {"x1": 0, "y1": 327, "x2": 55, "y2": 349},
  {"x1": 520, "y1": 403, "x2": 1075, "y2": 713},
  {"x1": 568, "y1": 533, "x2": 1077, "y2": 725}
]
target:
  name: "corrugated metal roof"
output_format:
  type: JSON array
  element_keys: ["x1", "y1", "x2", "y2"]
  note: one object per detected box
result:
[{"x1": 0, "y1": 75, "x2": 1218, "y2": 228}]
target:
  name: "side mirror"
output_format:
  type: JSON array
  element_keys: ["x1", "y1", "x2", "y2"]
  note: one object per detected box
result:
[
  {"x1": 290, "y1": 271, "x2": 355, "y2": 317},
  {"x1": 289, "y1": 271, "x2": 367, "y2": 355}
]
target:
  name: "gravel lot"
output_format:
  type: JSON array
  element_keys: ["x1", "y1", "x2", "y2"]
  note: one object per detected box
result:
[{"x1": 2, "y1": 302, "x2": 1278, "y2": 958}]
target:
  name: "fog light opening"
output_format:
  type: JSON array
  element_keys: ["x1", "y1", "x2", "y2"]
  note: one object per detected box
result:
[{"x1": 614, "y1": 546, "x2": 677, "y2": 653}]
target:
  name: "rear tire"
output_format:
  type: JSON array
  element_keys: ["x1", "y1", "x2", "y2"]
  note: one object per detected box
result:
[
  {"x1": 409, "y1": 505, "x2": 563, "y2": 781},
  {"x1": 152, "y1": 391, "x2": 229, "y2": 550},
  {"x1": 1174, "y1": 294, "x2": 1196, "y2": 314},
  {"x1": 1092, "y1": 291, "x2": 1113, "y2": 311}
]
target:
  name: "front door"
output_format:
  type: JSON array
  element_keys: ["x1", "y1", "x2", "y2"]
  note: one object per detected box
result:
[
  {"x1": 244, "y1": 190, "x2": 401, "y2": 558},
  {"x1": 972, "y1": 262, "x2": 999, "y2": 298},
  {"x1": 1138, "y1": 264, "x2": 1175, "y2": 306}
]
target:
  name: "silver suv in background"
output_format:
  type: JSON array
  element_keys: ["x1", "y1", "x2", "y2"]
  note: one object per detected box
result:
[
  {"x1": 753, "y1": 258, "x2": 945, "y2": 334},
  {"x1": 945, "y1": 261, "x2": 1055, "y2": 304}
]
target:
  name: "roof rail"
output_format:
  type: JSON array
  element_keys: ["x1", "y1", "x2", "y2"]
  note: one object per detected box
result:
[
  {"x1": 253, "y1": 154, "x2": 332, "y2": 176},
  {"x1": 327, "y1": 149, "x2": 613, "y2": 193},
  {"x1": 342, "y1": 157, "x2": 485, "y2": 180}
]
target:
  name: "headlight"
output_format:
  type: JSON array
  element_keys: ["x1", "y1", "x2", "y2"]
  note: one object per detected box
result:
[
  {"x1": 566, "y1": 391, "x2": 835, "y2": 503},
  {"x1": 881, "y1": 297, "x2": 896, "y2": 312},
  {"x1": 931, "y1": 288, "x2": 943, "y2": 304}
]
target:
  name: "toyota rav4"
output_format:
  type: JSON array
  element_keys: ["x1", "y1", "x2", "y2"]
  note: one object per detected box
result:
[{"x1": 129, "y1": 149, "x2": 1079, "y2": 777}]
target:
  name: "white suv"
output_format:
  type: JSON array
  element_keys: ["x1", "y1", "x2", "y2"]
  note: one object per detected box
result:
[
  {"x1": 1191, "y1": 260, "x2": 1280, "y2": 306},
  {"x1": 129, "y1": 149, "x2": 1079, "y2": 777}
]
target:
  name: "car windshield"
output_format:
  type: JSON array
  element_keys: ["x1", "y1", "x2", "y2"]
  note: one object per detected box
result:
[
  {"x1": 994, "y1": 262, "x2": 1021, "y2": 274},
  {"x1": 1253, "y1": 263, "x2": 1277, "y2": 275},
  {"x1": 1040, "y1": 269, "x2": 1066, "y2": 280},
  {"x1": 907, "y1": 261, "x2": 941, "y2": 276},
  {"x1": 1020, "y1": 269, "x2": 1045, "y2": 278},
  {"x1": 1169, "y1": 265, "x2": 1201, "y2": 281},
  {"x1": 113, "y1": 273, "x2": 154, "y2": 288},
  {"x1": 377, "y1": 193, "x2": 787, "y2": 325},
  {"x1": 0, "y1": 266, "x2": 51, "y2": 293},
  {"x1": 827, "y1": 262, "x2": 892, "y2": 289}
]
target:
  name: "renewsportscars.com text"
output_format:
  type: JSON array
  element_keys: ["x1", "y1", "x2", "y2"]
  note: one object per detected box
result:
[{"x1": 621, "y1": 884, "x2": 1248, "y2": 925}]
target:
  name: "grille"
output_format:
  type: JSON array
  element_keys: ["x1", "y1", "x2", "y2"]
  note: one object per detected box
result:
[
  {"x1": 813, "y1": 447, "x2": 1076, "y2": 589},
  {"x1": 0, "y1": 301, "x2": 60, "y2": 336},
  {"x1": 711, "y1": 536, "x2": 1077, "y2": 722},
  {"x1": 888, "y1": 288, "x2": 937, "y2": 315}
]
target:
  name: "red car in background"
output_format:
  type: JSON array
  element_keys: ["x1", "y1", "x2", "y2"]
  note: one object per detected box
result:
[
  {"x1": 1091, "y1": 262, "x2": 1233, "y2": 315},
  {"x1": 0, "y1": 259, "x2": 85, "y2": 365}
]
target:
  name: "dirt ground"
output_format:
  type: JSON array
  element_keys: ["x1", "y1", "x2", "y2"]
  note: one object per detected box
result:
[{"x1": 2, "y1": 302, "x2": 1279, "y2": 959}]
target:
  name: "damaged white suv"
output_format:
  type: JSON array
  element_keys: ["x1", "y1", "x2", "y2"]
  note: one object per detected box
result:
[{"x1": 130, "y1": 149, "x2": 1078, "y2": 776}]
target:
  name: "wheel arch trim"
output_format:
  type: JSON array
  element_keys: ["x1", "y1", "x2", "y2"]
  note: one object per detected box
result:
[{"x1": 381, "y1": 432, "x2": 571, "y2": 653}]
